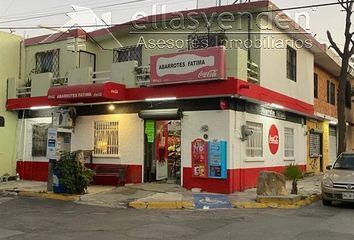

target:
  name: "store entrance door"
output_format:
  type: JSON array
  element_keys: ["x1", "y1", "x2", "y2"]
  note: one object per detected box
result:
[{"x1": 143, "y1": 120, "x2": 181, "y2": 183}]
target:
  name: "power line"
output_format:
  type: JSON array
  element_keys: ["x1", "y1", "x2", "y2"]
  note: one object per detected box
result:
[
  {"x1": 0, "y1": 0, "x2": 351, "y2": 28},
  {"x1": 0, "y1": 0, "x2": 153, "y2": 24}
]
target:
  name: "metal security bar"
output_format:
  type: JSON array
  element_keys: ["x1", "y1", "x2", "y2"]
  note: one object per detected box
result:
[
  {"x1": 284, "y1": 127, "x2": 295, "y2": 158},
  {"x1": 94, "y1": 121, "x2": 119, "y2": 156},
  {"x1": 246, "y1": 121, "x2": 263, "y2": 157},
  {"x1": 113, "y1": 45, "x2": 142, "y2": 66},
  {"x1": 35, "y1": 49, "x2": 60, "y2": 77}
]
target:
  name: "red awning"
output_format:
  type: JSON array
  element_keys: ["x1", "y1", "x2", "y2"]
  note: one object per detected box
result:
[{"x1": 47, "y1": 82, "x2": 126, "y2": 103}]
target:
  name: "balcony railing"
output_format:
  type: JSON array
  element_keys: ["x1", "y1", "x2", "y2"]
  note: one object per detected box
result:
[{"x1": 247, "y1": 60, "x2": 259, "y2": 83}]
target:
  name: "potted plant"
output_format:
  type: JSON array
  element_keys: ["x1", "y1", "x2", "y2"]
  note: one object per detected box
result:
[
  {"x1": 54, "y1": 151, "x2": 94, "y2": 194},
  {"x1": 283, "y1": 164, "x2": 303, "y2": 194}
]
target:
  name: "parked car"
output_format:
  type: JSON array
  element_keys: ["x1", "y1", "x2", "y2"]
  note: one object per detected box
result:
[{"x1": 321, "y1": 152, "x2": 354, "y2": 206}]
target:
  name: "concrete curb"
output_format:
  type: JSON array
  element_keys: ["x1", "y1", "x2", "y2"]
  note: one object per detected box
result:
[
  {"x1": 129, "y1": 201, "x2": 195, "y2": 209},
  {"x1": 232, "y1": 194, "x2": 321, "y2": 209},
  {"x1": 17, "y1": 191, "x2": 80, "y2": 202}
]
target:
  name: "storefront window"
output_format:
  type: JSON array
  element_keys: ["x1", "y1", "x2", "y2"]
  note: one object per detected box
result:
[
  {"x1": 284, "y1": 127, "x2": 295, "y2": 158},
  {"x1": 94, "y1": 121, "x2": 119, "y2": 156},
  {"x1": 32, "y1": 123, "x2": 50, "y2": 157},
  {"x1": 246, "y1": 121, "x2": 263, "y2": 158}
]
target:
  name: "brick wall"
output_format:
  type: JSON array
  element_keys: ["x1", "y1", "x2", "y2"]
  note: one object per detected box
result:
[{"x1": 314, "y1": 65, "x2": 338, "y2": 118}]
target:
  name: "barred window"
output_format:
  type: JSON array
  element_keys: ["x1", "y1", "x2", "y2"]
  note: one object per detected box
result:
[
  {"x1": 284, "y1": 127, "x2": 295, "y2": 158},
  {"x1": 94, "y1": 121, "x2": 119, "y2": 156},
  {"x1": 35, "y1": 49, "x2": 59, "y2": 77},
  {"x1": 113, "y1": 45, "x2": 142, "y2": 66},
  {"x1": 32, "y1": 123, "x2": 50, "y2": 157},
  {"x1": 246, "y1": 121, "x2": 263, "y2": 158}
]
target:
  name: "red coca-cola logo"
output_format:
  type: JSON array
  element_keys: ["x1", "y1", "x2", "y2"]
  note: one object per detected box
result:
[{"x1": 268, "y1": 124, "x2": 279, "y2": 155}]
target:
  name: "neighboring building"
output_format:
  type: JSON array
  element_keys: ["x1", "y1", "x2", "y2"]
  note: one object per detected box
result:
[
  {"x1": 4, "y1": 1, "x2": 338, "y2": 192},
  {"x1": 346, "y1": 79, "x2": 354, "y2": 151},
  {"x1": 0, "y1": 32, "x2": 22, "y2": 177},
  {"x1": 306, "y1": 49, "x2": 354, "y2": 174}
]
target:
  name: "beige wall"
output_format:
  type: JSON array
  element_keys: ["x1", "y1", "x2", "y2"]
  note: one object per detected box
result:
[
  {"x1": 0, "y1": 32, "x2": 22, "y2": 176},
  {"x1": 259, "y1": 26, "x2": 314, "y2": 105}
]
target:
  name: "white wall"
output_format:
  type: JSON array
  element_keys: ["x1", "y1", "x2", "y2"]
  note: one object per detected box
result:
[
  {"x1": 17, "y1": 117, "x2": 52, "y2": 162},
  {"x1": 180, "y1": 110, "x2": 232, "y2": 170},
  {"x1": 17, "y1": 114, "x2": 144, "y2": 166},
  {"x1": 260, "y1": 28, "x2": 314, "y2": 105},
  {"x1": 71, "y1": 113, "x2": 144, "y2": 165},
  {"x1": 233, "y1": 112, "x2": 307, "y2": 170}
]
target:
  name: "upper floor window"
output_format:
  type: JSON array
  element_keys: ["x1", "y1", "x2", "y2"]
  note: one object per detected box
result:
[
  {"x1": 286, "y1": 46, "x2": 297, "y2": 81},
  {"x1": 327, "y1": 80, "x2": 336, "y2": 105},
  {"x1": 32, "y1": 123, "x2": 49, "y2": 157},
  {"x1": 94, "y1": 121, "x2": 119, "y2": 156},
  {"x1": 0, "y1": 116, "x2": 4, "y2": 127},
  {"x1": 314, "y1": 73, "x2": 318, "y2": 98},
  {"x1": 35, "y1": 49, "x2": 59, "y2": 77},
  {"x1": 345, "y1": 81, "x2": 352, "y2": 109},
  {"x1": 113, "y1": 45, "x2": 142, "y2": 66},
  {"x1": 188, "y1": 32, "x2": 226, "y2": 50},
  {"x1": 245, "y1": 121, "x2": 263, "y2": 158}
]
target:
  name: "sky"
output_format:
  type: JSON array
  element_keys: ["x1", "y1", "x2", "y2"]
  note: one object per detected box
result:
[{"x1": 0, "y1": 0, "x2": 347, "y2": 47}]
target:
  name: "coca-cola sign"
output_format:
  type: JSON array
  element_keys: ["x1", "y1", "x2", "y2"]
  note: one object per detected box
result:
[
  {"x1": 150, "y1": 46, "x2": 225, "y2": 85},
  {"x1": 268, "y1": 124, "x2": 279, "y2": 155}
]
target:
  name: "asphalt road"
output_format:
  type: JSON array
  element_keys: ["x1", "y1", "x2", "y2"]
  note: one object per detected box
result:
[{"x1": 0, "y1": 196, "x2": 354, "y2": 240}]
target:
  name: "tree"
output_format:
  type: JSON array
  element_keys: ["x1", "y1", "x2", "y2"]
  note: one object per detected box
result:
[{"x1": 327, "y1": 0, "x2": 354, "y2": 154}]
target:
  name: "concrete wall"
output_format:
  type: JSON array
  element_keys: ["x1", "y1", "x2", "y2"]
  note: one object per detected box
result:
[
  {"x1": 235, "y1": 112, "x2": 307, "y2": 168},
  {"x1": 259, "y1": 28, "x2": 314, "y2": 105},
  {"x1": 0, "y1": 32, "x2": 22, "y2": 176},
  {"x1": 71, "y1": 114, "x2": 144, "y2": 166}
]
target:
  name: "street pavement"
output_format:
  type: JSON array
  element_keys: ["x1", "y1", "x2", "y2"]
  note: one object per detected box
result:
[
  {"x1": 0, "y1": 196, "x2": 354, "y2": 240},
  {"x1": 0, "y1": 175, "x2": 322, "y2": 209}
]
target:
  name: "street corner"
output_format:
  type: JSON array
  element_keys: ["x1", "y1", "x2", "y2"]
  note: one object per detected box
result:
[
  {"x1": 18, "y1": 191, "x2": 80, "y2": 202},
  {"x1": 232, "y1": 194, "x2": 321, "y2": 209},
  {"x1": 295, "y1": 194, "x2": 321, "y2": 207}
]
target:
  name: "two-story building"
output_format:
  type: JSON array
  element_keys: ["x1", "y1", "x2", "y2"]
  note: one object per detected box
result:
[
  {"x1": 306, "y1": 48, "x2": 354, "y2": 174},
  {"x1": 0, "y1": 31, "x2": 22, "y2": 177},
  {"x1": 5, "y1": 1, "x2": 339, "y2": 193}
]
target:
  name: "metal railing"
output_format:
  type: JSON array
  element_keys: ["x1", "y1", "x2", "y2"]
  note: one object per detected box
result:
[
  {"x1": 247, "y1": 60, "x2": 259, "y2": 83},
  {"x1": 92, "y1": 70, "x2": 111, "y2": 83},
  {"x1": 136, "y1": 65, "x2": 150, "y2": 87},
  {"x1": 16, "y1": 86, "x2": 31, "y2": 98}
]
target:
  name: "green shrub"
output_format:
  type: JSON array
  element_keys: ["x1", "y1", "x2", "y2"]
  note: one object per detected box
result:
[
  {"x1": 283, "y1": 164, "x2": 303, "y2": 194},
  {"x1": 55, "y1": 151, "x2": 94, "y2": 194},
  {"x1": 283, "y1": 164, "x2": 303, "y2": 181}
]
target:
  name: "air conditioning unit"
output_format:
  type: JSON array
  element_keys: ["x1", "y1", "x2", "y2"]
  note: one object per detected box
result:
[{"x1": 52, "y1": 108, "x2": 77, "y2": 128}]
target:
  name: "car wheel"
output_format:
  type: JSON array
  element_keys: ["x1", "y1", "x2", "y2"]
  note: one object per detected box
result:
[{"x1": 322, "y1": 199, "x2": 332, "y2": 206}]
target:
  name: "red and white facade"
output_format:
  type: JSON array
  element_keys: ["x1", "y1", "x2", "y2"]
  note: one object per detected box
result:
[{"x1": 6, "y1": 1, "x2": 331, "y2": 193}]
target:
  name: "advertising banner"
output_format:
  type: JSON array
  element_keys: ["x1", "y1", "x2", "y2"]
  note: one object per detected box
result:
[
  {"x1": 191, "y1": 138, "x2": 208, "y2": 178},
  {"x1": 150, "y1": 46, "x2": 226, "y2": 85},
  {"x1": 208, "y1": 140, "x2": 227, "y2": 179}
]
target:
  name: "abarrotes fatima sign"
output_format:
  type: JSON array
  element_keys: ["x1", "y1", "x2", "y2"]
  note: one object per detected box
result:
[{"x1": 150, "y1": 46, "x2": 226, "y2": 85}]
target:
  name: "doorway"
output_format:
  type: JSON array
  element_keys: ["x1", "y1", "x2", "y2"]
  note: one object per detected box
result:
[{"x1": 143, "y1": 120, "x2": 181, "y2": 183}]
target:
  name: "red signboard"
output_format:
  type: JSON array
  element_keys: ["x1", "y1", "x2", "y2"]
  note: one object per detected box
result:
[
  {"x1": 150, "y1": 46, "x2": 226, "y2": 85},
  {"x1": 191, "y1": 138, "x2": 208, "y2": 178},
  {"x1": 47, "y1": 82, "x2": 125, "y2": 103},
  {"x1": 268, "y1": 124, "x2": 279, "y2": 155}
]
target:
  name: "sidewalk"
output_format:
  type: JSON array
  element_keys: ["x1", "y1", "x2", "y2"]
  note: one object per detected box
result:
[{"x1": 0, "y1": 175, "x2": 323, "y2": 209}]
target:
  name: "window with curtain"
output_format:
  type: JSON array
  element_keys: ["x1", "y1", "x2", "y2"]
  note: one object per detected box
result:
[
  {"x1": 284, "y1": 127, "x2": 295, "y2": 158},
  {"x1": 32, "y1": 123, "x2": 50, "y2": 157}
]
